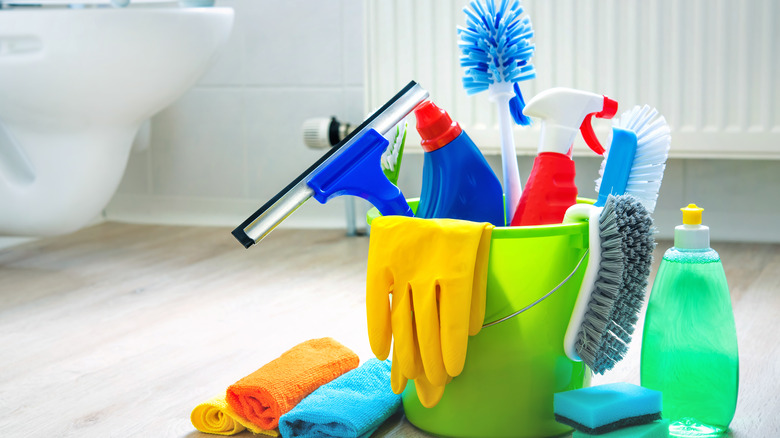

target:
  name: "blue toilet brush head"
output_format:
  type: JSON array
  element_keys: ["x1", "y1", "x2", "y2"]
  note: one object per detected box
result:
[{"x1": 458, "y1": 0, "x2": 536, "y2": 125}]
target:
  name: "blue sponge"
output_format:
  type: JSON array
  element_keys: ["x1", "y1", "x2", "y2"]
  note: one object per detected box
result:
[
  {"x1": 573, "y1": 419, "x2": 669, "y2": 438},
  {"x1": 554, "y1": 383, "x2": 662, "y2": 435}
]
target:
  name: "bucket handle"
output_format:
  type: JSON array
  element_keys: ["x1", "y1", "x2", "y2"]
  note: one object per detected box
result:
[{"x1": 481, "y1": 249, "x2": 589, "y2": 328}]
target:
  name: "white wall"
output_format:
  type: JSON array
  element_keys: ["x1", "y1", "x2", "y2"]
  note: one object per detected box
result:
[{"x1": 106, "y1": 0, "x2": 780, "y2": 243}]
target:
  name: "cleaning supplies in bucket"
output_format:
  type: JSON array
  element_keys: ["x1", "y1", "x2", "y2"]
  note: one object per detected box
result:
[
  {"x1": 641, "y1": 204, "x2": 739, "y2": 437},
  {"x1": 365, "y1": 215, "x2": 493, "y2": 408},
  {"x1": 458, "y1": 0, "x2": 536, "y2": 225},
  {"x1": 413, "y1": 101, "x2": 505, "y2": 226},
  {"x1": 387, "y1": 209, "x2": 591, "y2": 438},
  {"x1": 511, "y1": 87, "x2": 617, "y2": 226}
]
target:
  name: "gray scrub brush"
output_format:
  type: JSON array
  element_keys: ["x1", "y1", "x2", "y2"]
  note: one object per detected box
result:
[{"x1": 563, "y1": 194, "x2": 655, "y2": 374}]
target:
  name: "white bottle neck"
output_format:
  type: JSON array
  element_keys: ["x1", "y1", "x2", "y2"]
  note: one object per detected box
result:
[{"x1": 674, "y1": 224, "x2": 710, "y2": 249}]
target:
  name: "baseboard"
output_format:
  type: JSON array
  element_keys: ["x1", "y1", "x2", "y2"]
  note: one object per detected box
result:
[
  {"x1": 104, "y1": 194, "x2": 775, "y2": 244},
  {"x1": 104, "y1": 193, "x2": 356, "y2": 230},
  {"x1": 0, "y1": 236, "x2": 36, "y2": 250}
]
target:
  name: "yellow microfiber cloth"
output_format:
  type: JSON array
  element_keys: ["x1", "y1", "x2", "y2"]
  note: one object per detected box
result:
[
  {"x1": 366, "y1": 216, "x2": 493, "y2": 407},
  {"x1": 226, "y1": 338, "x2": 359, "y2": 430},
  {"x1": 191, "y1": 393, "x2": 279, "y2": 436}
]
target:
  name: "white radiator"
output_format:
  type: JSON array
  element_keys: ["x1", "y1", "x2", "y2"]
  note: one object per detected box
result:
[{"x1": 365, "y1": 0, "x2": 779, "y2": 159}]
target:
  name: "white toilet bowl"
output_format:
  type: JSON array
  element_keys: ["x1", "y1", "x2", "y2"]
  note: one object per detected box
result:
[{"x1": 0, "y1": 3, "x2": 233, "y2": 236}]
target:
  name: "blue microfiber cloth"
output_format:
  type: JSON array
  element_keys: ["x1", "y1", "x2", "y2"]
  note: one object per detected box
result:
[
  {"x1": 573, "y1": 419, "x2": 670, "y2": 437},
  {"x1": 278, "y1": 358, "x2": 401, "y2": 438},
  {"x1": 554, "y1": 382, "x2": 662, "y2": 435}
]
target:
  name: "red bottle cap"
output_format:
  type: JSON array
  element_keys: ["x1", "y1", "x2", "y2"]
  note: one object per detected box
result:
[{"x1": 414, "y1": 100, "x2": 462, "y2": 152}]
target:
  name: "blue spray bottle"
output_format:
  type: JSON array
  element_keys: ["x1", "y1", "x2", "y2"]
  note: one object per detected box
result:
[{"x1": 414, "y1": 100, "x2": 504, "y2": 226}]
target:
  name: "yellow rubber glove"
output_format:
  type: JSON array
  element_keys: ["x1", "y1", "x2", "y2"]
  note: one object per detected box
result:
[
  {"x1": 415, "y1": 373, "x2": 452, "y2": 408},
  {"x1": 390, "y1": 349, "x2": 408, "y2": 394},
  {"x1": 366, "y1": 216, "x2": 493, "y2": 401}
]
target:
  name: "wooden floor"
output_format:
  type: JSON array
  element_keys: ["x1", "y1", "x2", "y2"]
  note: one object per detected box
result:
[{"x1": 0, "y1": 222, "x2": 777, "y2": 437}]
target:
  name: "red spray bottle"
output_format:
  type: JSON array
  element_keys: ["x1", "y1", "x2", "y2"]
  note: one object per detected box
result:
[{"x1": 510, "y1": 88, "x2": 617, "y2": 226}]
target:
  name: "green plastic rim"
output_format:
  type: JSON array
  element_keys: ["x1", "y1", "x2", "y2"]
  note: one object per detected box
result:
[{"x1": 366, "y1": 198, "x2": 594, "y2": 233}]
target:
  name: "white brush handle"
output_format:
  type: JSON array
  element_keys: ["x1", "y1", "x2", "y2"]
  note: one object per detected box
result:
[
  {"x1": 495, "y1": 94, "x2": 522, "y2": 225},
  {"x1": 562, "y1": 203, "x2": 603, "y2": 362}
]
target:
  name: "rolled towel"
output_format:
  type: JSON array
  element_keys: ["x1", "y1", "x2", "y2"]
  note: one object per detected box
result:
[
  {"x1": 191, "y1": 393, "x2": 279, "y2": 436},
  {"x1": 279, "y1": 359, "x2": 401, "y2": 438},
  {"x1": 226, "y1": 338, "x2": 359, "y2": 430}
]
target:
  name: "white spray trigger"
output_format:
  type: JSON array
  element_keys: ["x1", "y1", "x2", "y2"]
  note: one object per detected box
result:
[{"x1": 523, "y1": 87, "x2": 617, "y2": 155}]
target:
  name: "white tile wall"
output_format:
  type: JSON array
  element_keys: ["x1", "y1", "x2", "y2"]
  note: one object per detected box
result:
[
  {"x1": 106, "y1": 0, "x2": 367, "y2": 231},
  {"x1": 105, "y1": 0, "x2": 780, "y2": 243},
  {"x1": 151, "y1": 89, "x2": 246, "y2": 198},
  {"x1": 247, "y1": 4, "x2": 344, "y2": 86},
  {"x1": 245, "y1": 88, "x2": 350, "y2": 200}
]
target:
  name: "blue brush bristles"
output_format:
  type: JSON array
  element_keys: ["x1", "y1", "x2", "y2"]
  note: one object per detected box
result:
[{"x1": 458, "y1": 0, "x2": 535, "y2": 125}]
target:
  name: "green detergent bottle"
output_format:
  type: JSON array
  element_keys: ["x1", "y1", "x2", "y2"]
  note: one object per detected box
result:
[{"x1": 640, "y1": 204, "x2": 739, "y2": 437}]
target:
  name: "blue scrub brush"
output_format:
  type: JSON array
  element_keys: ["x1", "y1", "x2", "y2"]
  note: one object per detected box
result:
[
  {"x1": 595, "y1": 105, "x2": 671, "y2": 213},
  {"x1": 562, "y1": 105, "x2": 669, "y2": 374},
  {"x1": 458, "y1": 0, "x2": 536, "y2": 225}
]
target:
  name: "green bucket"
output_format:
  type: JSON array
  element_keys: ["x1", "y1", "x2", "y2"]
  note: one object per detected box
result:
[{"x1": 367, "y1": 200, "x2": 592, "y2": 438}]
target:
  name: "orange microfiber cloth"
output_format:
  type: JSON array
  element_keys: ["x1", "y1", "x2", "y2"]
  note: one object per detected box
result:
[{"x1": 226, "y1": 337, "x2": 359, "y2": 430}]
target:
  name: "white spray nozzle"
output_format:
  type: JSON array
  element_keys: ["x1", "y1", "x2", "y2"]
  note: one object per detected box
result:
[{"x1": 523, "y1": 87, "x2": 617, "y2": 155}]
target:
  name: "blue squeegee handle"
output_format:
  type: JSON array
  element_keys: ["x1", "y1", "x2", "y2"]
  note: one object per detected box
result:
[
  {"x1": 232, "y1": 81, "x2": 428, "y2": 248},
  {"x1": 594, "y1": 127, "x2": 638, "y2": 208},
  {"x1": 307, "y1": 129, "x2": 413, "y2": 217}
]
